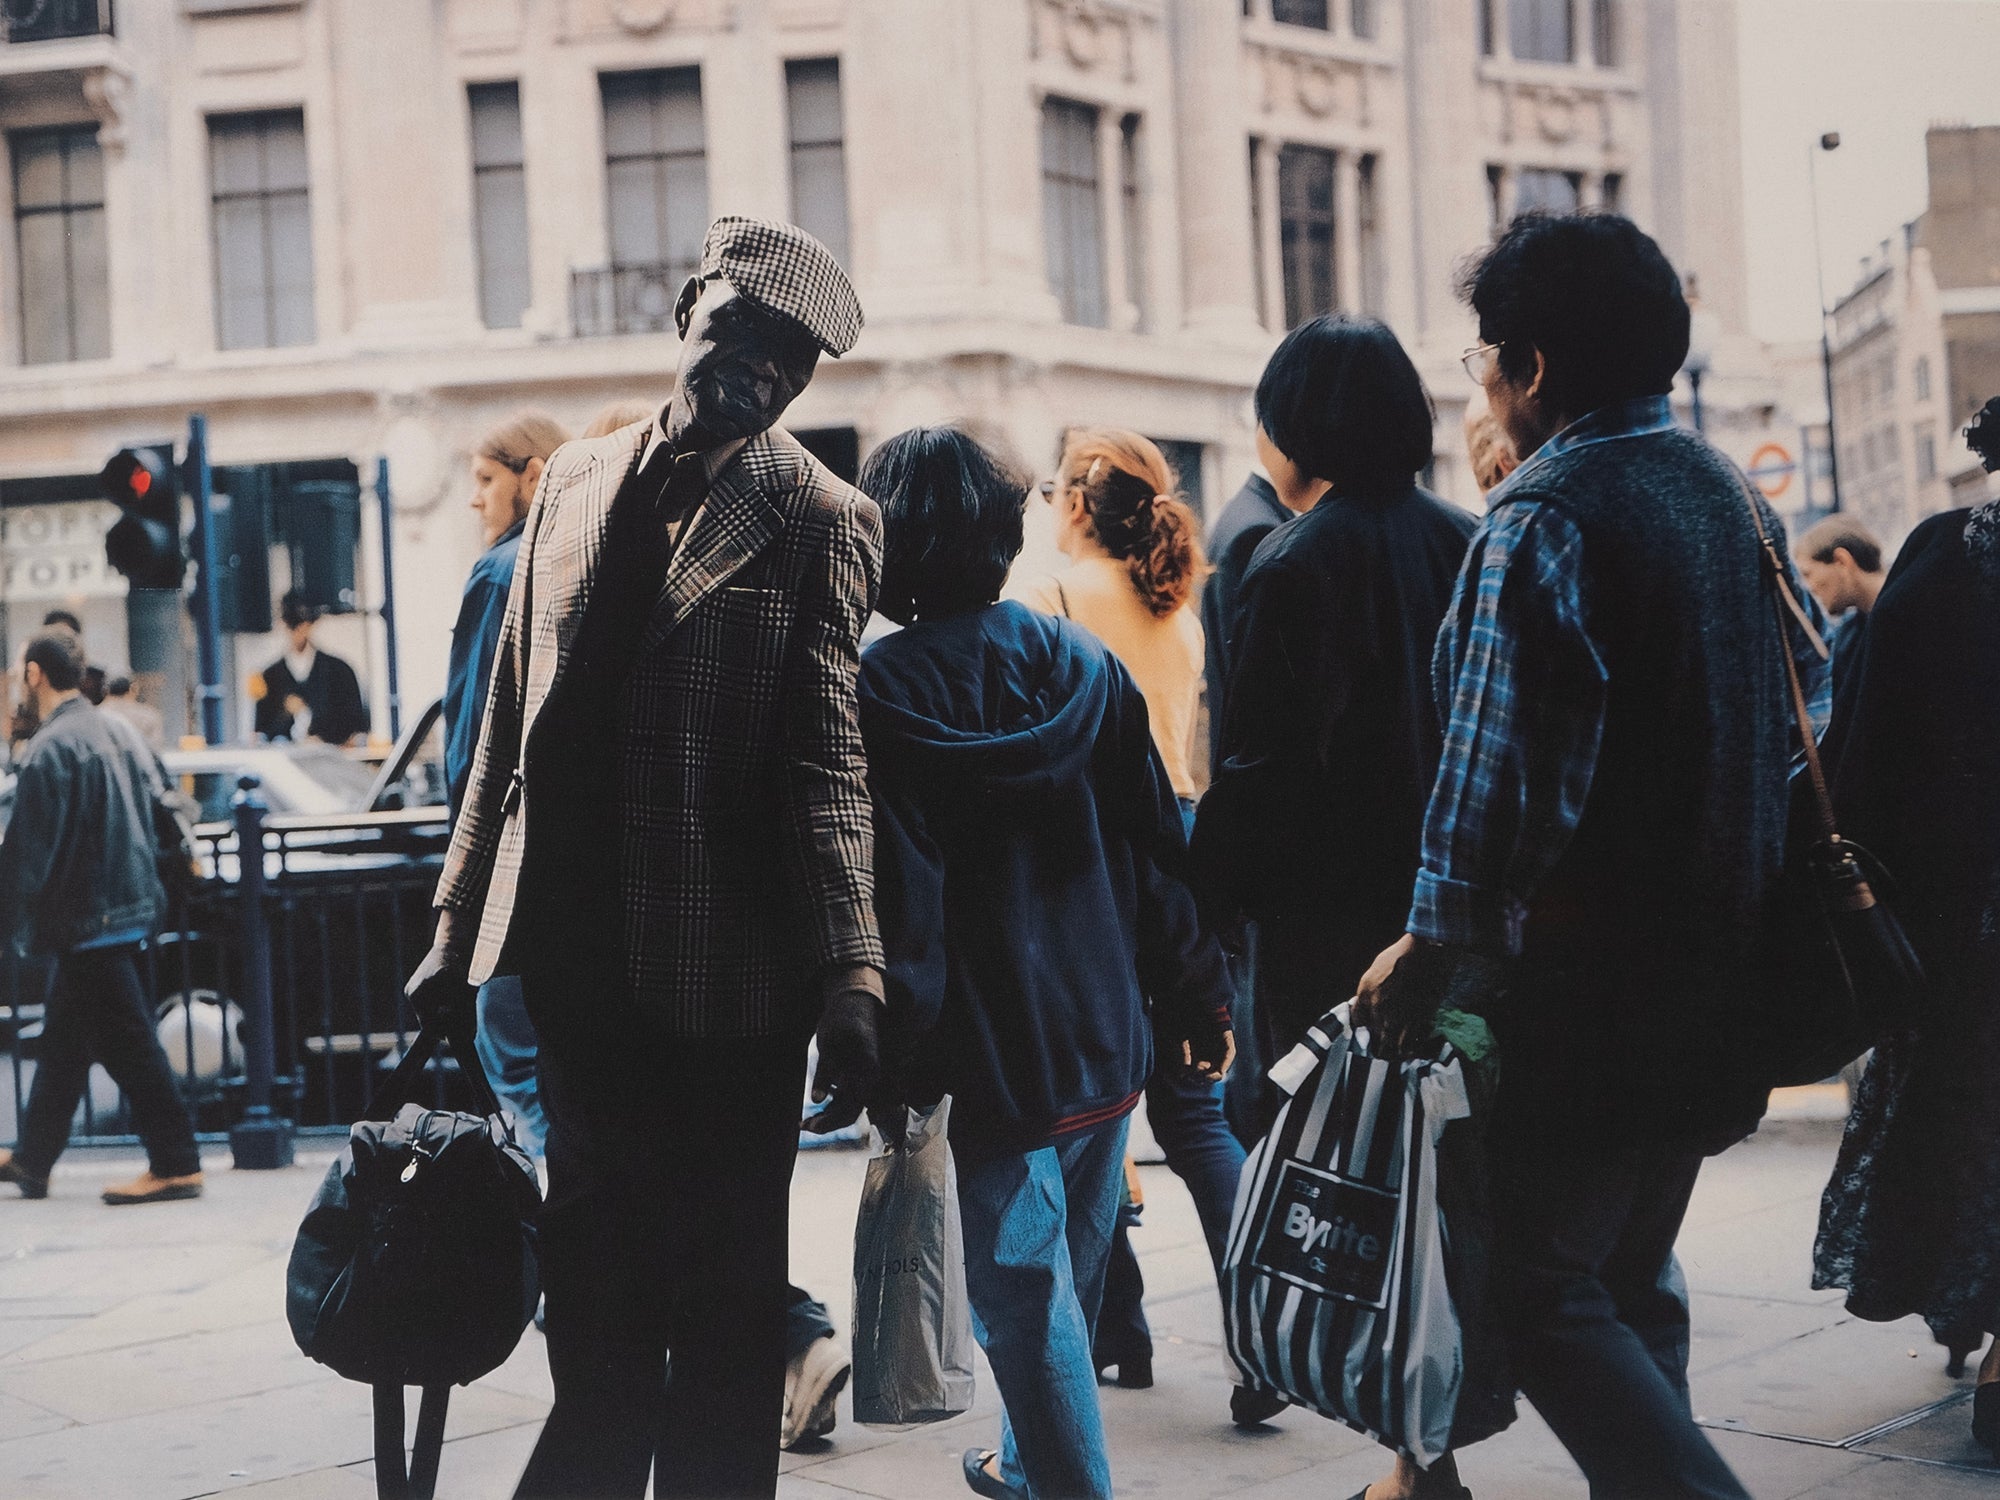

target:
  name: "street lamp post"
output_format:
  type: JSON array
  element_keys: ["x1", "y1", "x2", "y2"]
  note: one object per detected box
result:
[{"x1": 1809, "y1": 131, "x2": 1844, "y2": 513}]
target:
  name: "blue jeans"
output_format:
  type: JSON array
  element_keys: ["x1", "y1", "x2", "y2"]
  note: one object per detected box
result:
[
  {"x1": 959, "y1": 1118, "x2": 1128, "y2": 1500},
  {"x1": 475, "y1": 975, "x2": 548, "y2": 1157}
]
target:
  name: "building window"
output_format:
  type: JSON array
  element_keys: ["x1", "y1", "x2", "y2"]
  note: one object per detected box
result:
[
  {"x1": 1880, "y1": 360, "x2": 1895, "y2": 400},
  {"x1": 1357, "y1": 152, "x2": 1383, "y2": 316},
  {"x1": 209, "y1": 110, "x2": 315, "y2": 351},
  {"x1": 602, "y1": 68, "x2": 708, "y2": 294},
  {"x1": 1272, "y1": 0, "x2": 1331, "y2": 27},
  {"x1": 1917, "y1": 426, "x2": 1936, "y2": 481},
  {"x1": 1914, "y1": 355, "x2": 1931, "y2": 402},
  {"x1": 785, "y1": 59, "x2": 850, "y2": 267},
  {"x1": 10, "y1": 125, "x2": 108, "y2": 364},
  {"x1": 1480, "y1": 0, "x2": 1497, "y2": 55},
  {"x1": 1601, "y1": 171, "x2": 1623, "y2": 213},
  {"x1": 1040, "y1": 97, "x2": 1106, "y2": 328},
  {"x1": 1119, "y1": 114, "x2": 1145, "y2": 328},
  {"x1": 1591, "y1": 0, "x2": 1617, "y2": 64},
  {"x1": 1515, "y1": 167, "x2": 1582, "y2": 214},
  {"x1": 1511, "y1": 0, "x2": 1575, "y2": 62},
  {"x1": 1278, "y1": 143, "x2": 1336, "y2": 329},
  {"x1": 1486, "y1": 162, "x2": 1506, "y2": 230},
  {"x1": 1352, "y1": 0, "x2": 1377, "y2": 39},
  {"x1": 469, "y1": 82, "x2": 531, "y2": 330},
  {"x1": 1881, "y1": 423, "x2": 1899, "y2": 464},
  {"x1": 1249, "y1": 138, "x2": 1268, "y2": 328}
]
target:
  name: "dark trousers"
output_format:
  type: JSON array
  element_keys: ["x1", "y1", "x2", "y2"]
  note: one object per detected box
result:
[
  {"x1": 1095, "y1": 1068, "x2": 1248, "y2": 1366},
  {"x1": 1494, "y1": 1134, "x2": 1750, "y2": 1500},
  {"x1": 786, "y1": 1284, "x2": 835, "y2": 1359},
  {"x1": 513, "y1": 1022, "x2": 808, "y2": 1500},
  {"x1": 17, "y1": 944, "x2": 199, "y2": 1182}
]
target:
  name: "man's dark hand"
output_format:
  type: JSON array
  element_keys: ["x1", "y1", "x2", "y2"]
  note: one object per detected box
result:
[
  {"x1": 804, "y1": 987, "x2": 882, "y2": 1134},
  {"x1": 1353, "y1": 935, "x2": 1498, "y2": 1058},
  {"x1": 405, "y1": 918, "x2": 475, "y2": 1035}
]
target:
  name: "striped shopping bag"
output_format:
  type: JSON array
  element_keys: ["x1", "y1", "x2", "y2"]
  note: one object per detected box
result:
[{"x1": 1221, "y1": 1001, "x2": 1473, "y2": 1467}]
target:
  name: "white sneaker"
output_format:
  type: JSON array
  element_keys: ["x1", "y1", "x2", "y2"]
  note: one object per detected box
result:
[{"x1": 780, "y1": 1335, "x2": 851, "y2": 1450}]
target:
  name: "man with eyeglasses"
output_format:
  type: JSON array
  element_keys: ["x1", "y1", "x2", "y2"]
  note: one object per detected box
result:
[{"x1": 1356, "y1": 212, "x2": 1828, "y2": 1500}]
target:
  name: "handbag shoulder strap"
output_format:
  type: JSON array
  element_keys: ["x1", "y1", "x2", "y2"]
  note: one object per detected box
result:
[{"x1": 1729, "y1": 472, "x2": 1839, "y2": 841}]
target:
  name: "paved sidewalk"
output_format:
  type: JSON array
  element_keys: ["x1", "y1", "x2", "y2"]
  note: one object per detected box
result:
[{"x1": 0, "y1": 1098, "x2": 1994, "y2": 1498}]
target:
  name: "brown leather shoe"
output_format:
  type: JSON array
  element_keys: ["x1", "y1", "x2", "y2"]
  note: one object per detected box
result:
[
  {"x1": 0, "y1": 1150, "x2": 48, "y2": 1199},
  {"x1": 101, "y1": 1170, "x2": 203, "y2": 1205}
]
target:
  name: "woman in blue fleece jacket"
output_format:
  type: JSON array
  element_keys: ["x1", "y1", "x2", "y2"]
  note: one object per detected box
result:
[{"x1": 856, "y1": 427, "x2": 1235, "y2": 1500}]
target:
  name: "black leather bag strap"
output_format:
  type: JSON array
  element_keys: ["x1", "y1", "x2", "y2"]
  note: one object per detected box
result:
[
  {"x1": 362, "y1": 1022, "x2": 507, "y2": 1125},
  {"x1": 373, "y1": 1384, "x2": 451, "y2": 1500},
  {"x1": 1730, "y1": 471, "x2": 1839, "y2": 840}
]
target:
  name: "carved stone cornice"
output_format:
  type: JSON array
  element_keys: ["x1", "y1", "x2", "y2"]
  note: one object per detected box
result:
[
  {"x1": 1030, "y1": 0, "x2": 1163, "y2": 84},
  {"x1": 1245, "y1": 38, "x2": 1390, "y2": 131}
]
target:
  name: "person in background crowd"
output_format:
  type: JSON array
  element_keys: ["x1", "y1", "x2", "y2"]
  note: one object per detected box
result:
[
  {"x1": 582, "y1": 399, "x2": 654, "y2": 439},
  {"x1": 1813, "y1": 395, "x2": 2000, "y2": 1458},
  {"x1": 1006, "y1": 430, "x2": 1241, "y2": 1402},
  {"x1": 12, "y1": 612, "x2": 88, "y2": 748},
  {"x1": 78, "y1": 664, "x2": 106, "y2": 706},
  {"x1": 1795, "y1": 515, "x2": 1887, "y2": 709},
  {"x1": 101, "y1": 675, "x2": 165, "y2": 750},
  {"x1": 253, "y1": 593, "x2": 370, "y2": 746},
  {"x1": 1358, "y1": 211, "x2": 1829, "y2": 1500},
  {"x1": 856, "y1": 426, "x2": 1233, "y2": 1500},
  {"x1": 1198, "y1": 466, "x2": 1295, "y2": 1145},
  {"x1": 409, "y1": 217, "x2": 882, "y2": 1500},
  {"x1": 1191, "y1": 315, "x2": 1479, "y2": 1445},
  {"x1": 1463, "y1": 384, "x2": 1519, "y2": 497},
  {"x1": 446, "y1": 410, "x2": 570, "y2": 1165},
  {"x1": 0, "y1": 627, "x2": 203, "y2": 1206},
  {"x1": 567, "y1": 393, "x2": 855, "y2": 1449},
  {"x1": 1201, "y1": 467, "x2": 1290, "y2": 773}
]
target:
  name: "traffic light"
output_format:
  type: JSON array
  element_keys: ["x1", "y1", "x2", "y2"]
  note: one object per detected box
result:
[{"x1": 101, "y1": 443, "x2": 185, "y2": 589}]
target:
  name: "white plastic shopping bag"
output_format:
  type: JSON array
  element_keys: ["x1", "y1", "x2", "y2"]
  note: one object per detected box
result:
[
  {"x1": 1222, "y1": 1002, "x2": 1473, "y2": 1466},
  {"x1": 850, "y1": 1096, "x2": 977, "y2": 1426}
]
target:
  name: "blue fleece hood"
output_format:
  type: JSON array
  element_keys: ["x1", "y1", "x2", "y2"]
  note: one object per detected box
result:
[{"x1": 858, "y1": 601, "x2": 1111, "y2": 799}]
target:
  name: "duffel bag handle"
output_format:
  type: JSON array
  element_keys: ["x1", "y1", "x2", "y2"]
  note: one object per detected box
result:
[{"x1": 363, "y1": 1019, "x2": 509, "y2": 1128}]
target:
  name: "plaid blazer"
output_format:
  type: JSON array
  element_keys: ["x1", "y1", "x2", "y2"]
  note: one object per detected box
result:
[{"x1": 435, "y1": 421, "x2": 885, "y2": 1035}]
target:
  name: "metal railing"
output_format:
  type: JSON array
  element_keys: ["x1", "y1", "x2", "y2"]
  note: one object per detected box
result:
[
  {"x1": 570, "y1": 261, "x2": 697, "y2": 337},
  {"x1": 1, "y1": 783, "x2": 463, "y2": 1155},
  {"x1": 0, "y1": 0, "x2": 113, "y2": 43}
]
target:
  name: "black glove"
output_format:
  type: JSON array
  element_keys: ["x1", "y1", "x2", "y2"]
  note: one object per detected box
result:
[
  {"x1": 803, "y1": 987, "x2": 882, "y2": 1134},
  {"x1": 405, "y1": 939, "x2": 476, "y2": 1037}
]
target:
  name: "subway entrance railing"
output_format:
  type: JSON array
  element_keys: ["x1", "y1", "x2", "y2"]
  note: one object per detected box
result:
[{"x1": 1, "y1": 785, "x2": 466, "y2": 1156}]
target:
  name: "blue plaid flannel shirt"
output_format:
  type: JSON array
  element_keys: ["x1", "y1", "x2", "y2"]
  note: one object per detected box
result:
[{"x1": 1406, "y1": 395, "x2": 1831, "y2": 956}]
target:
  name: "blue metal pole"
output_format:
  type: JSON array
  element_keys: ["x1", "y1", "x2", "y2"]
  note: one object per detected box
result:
[
  {"x1": 187, "y1": 414, "x2": 227, "y2": 745},
  {"x1": 228, "y1": 775, "x2": 295, "y2": 1169},
  {"x1": 375, "y1": 456, "x2": 402, "y2": 741}
]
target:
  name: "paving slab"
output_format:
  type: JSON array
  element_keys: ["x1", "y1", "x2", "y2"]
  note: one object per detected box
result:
[{"x1": 0, "y1": 1117, "x2": 1995, "y2": 1498}]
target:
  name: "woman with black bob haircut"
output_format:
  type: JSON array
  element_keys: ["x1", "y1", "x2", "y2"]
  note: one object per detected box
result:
[
  {"x1": 855, "y1": 426, "x2": 1236, "y2": 1500},
  {"x1": 1191, "y1": 317, "x2": 1511, "y2": 1478}
]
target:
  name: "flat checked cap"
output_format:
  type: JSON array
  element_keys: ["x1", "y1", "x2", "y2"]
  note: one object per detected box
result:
[{"x1": 698, "y1": 216, "x2": 863, "y2": 358}]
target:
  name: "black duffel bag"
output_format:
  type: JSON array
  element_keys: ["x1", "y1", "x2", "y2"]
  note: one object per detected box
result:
[
  {"x1": 1736, "y1": 477, "x2": 1926, "y2": 1087},
  {"x1": 287, "y1": 1024, "x2": 542, "y2": 1500}
]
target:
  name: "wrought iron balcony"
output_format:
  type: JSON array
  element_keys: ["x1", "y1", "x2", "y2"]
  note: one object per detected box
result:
[
  {"x1": 570, "y1": 261, "x2": 697, "y2": 338},
  {"x1": 0, "y1": 0, "x2": 114, "y2": 43}
]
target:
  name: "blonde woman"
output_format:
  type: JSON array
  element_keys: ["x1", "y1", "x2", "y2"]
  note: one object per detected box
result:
[
  {"x1": 449, "y1": 409, "x2": 568, "y2": 1156},
  {"x1": 1009, "y1": 429, "x2": 1243, "y2": 1405}
]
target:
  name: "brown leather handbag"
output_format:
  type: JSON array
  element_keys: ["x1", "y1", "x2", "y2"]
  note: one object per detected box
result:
[{"x1": 1737, "y1": 478, "x2": 1926, "y2": 1087}]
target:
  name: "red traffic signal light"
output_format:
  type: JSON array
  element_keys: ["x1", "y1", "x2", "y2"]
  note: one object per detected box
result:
[{"x1": 101, "y1": 444, "x2": 185, "y2": 589}]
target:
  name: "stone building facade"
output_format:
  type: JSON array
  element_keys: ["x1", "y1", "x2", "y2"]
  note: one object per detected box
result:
[
  {"x1": 0, "y1": 0, "x2": 1770, "y2": 734},
  {"x1": 1827, "y1": 125, "x2": 2000, "y2": 551}
]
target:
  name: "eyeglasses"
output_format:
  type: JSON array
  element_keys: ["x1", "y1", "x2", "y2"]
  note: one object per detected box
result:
[
  {"x1": 1461, "y1": 341, "x2": 1503, "y2": 385},
  {"x1": 1036, "y1": 480, "x2": 1057, "y2": 502}
]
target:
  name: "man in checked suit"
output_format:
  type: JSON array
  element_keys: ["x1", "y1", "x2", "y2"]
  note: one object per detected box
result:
[{"x1": 407, "y1": 218, "x2": 884, "y2": 1499}]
